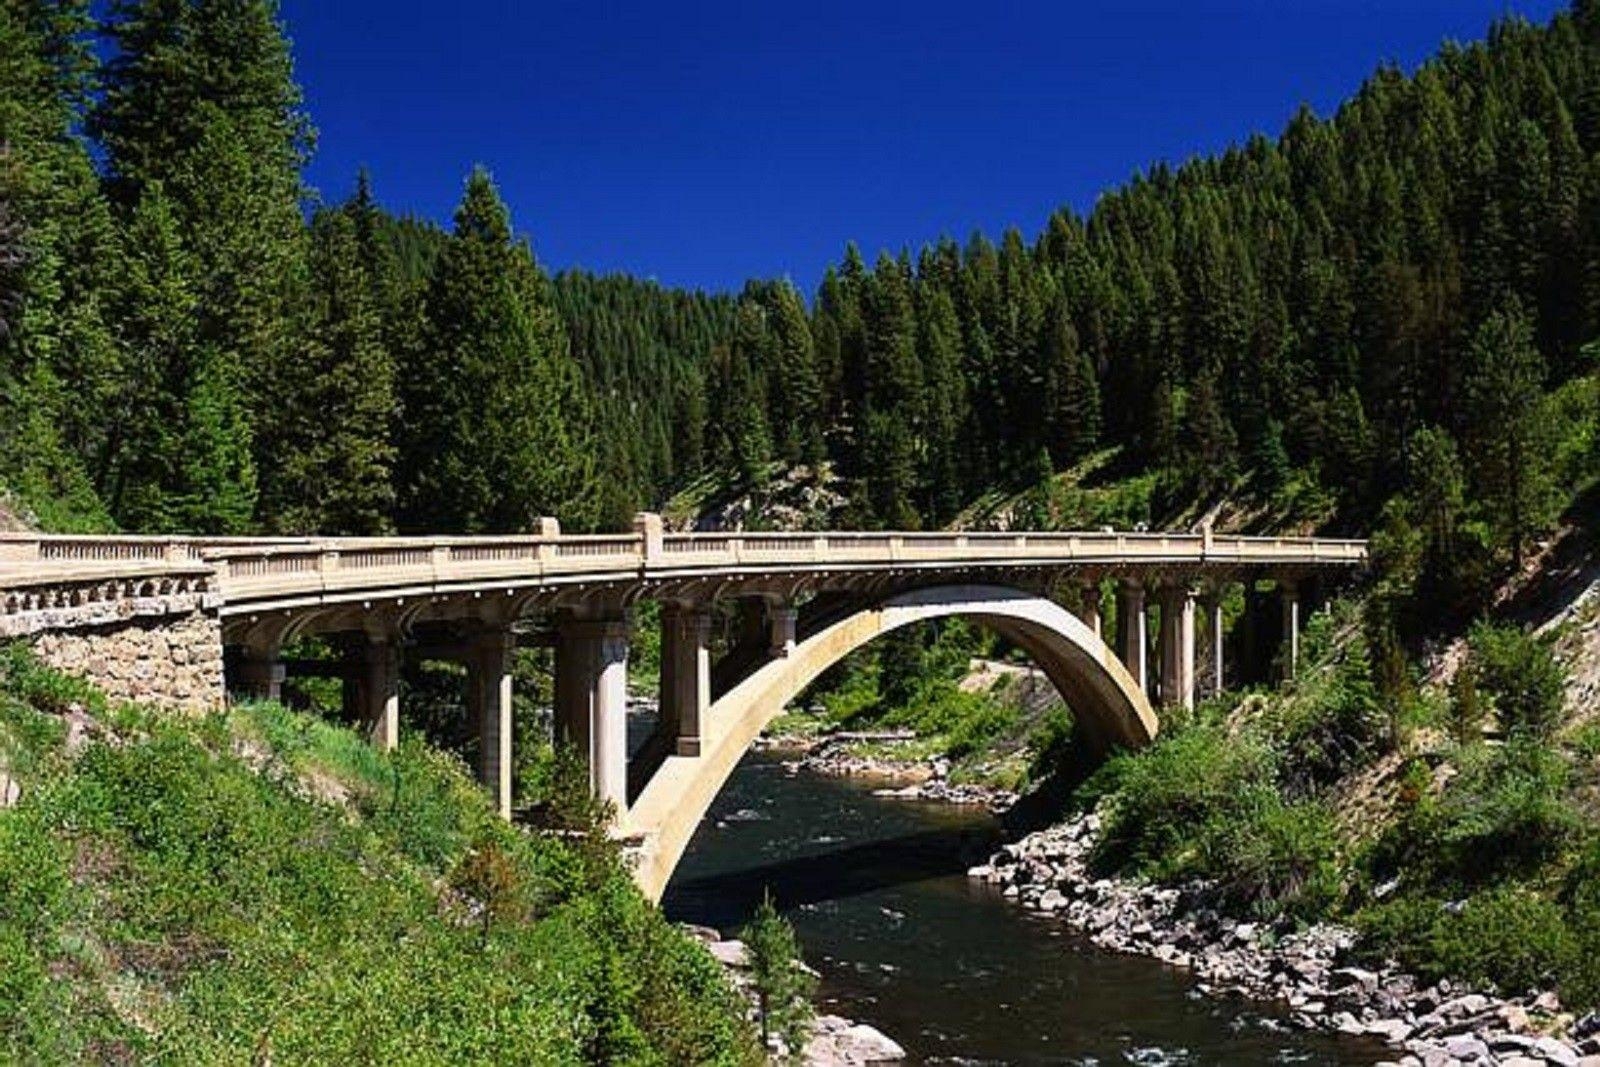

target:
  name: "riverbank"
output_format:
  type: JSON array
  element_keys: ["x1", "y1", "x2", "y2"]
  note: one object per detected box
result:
[
  {"x1": 755, "y1": 729, "x2": 1019, "y2": 811},
  {"x1": 971, "y1": 812, "x2": 1600, "y2": 1067}
]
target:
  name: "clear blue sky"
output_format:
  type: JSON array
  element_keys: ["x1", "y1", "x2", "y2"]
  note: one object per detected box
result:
[{"x1": 285, "y1": 1, "x2": 1569, "y2": 293}]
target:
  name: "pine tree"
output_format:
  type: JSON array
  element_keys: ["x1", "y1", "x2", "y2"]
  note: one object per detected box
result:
[
  {"x1": 859, "y1": 253, "x2": 921, "y2": 529},
  {"x1": 1043, "y1": 293, "x2": 1101, "y2": 467},
  {"x1": 767, "y1": 280, "x2": 823, "y2": 466},
  {"x1": 0, "y1": 0, "x2": 117, "y2": 529},
  {"x1": 1461, "y1": 303, "x2": 1554, "y2": 569},
  {"x1": 742, "y1": 891, "x2": 815, "y2": 1060},
  {"x1": 397, "y1": 168, "x2": 593, "y2": 533},
  {"x1": 915, "y1": 283, "x2": 967, "y2": 521},
  {"x1": 269, "y1": 207, "x2": 396, "y2": 534},
  {"x1": 97, "y1": 0, "x2": 314, "y2": 526},
  {"x1": 103, "y1": 182, "x2": 196, "y2": 530},
  {"x1": 1182, "y1": 360, "x2": 1238, "y2": 497}
]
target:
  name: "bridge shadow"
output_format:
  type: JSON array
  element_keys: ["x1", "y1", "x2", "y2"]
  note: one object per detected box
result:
[{"x1": 662, "y1": 824, "x2": 998, "y2": 921}]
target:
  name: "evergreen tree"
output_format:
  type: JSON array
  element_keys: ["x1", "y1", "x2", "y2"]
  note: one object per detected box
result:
[
  {"x1": 742, "y1": 892, "x2": 815, "y2": 1060},
  {"x1": 767, "y1": 280, "x2": 823, "y2": 466},
  {"x1": 1043, "y1": 293, "x2": 1101, "y2": 467},
  {"x1": 1461, "y1": 303, "x2": 1554, "y2": 569},
  {"x1": 270, "y1": 207, "x2": 396, "y2": 534},
  {"x1": 859, "y1": 254, "x2": 921, "y2": 528},
  {"x1": 0, "y1": 0, "x2": 117, "y2": 529},
  {"x1": 103, "y1": 183, "x2": 197, "y2": 530},
  {"x1": 397, "y1": 168, "x2": 593, "y2": 533},
  {"x1": 96, "y1": 0, "x2": 314, "y2": 525}
]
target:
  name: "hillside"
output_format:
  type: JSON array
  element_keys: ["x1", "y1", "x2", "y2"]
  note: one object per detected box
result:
[{"x1": 0, "y1": 645, "x2": 757, "y2": 1064}]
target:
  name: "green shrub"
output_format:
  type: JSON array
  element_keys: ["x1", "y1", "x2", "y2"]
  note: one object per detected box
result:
[
  {"x1": 1374, "y1": 740, "x2": 1580, "y2": 892},
  {"x1": 0, "y1": 652, "x2": 759, "y2": 1063},
  {"x1": 1362, "y1": 886, "x2": 1574, "y2": 997},
  {"x1": 1269, "y1": 608, "x2": 1387, "y2": 792},
  {"x1": 1469, "y1": 621, "x2": 1567, "y2": 740}
]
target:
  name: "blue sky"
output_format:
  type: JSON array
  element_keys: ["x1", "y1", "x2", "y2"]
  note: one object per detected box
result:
[{"x1": 286, "y1": 1, "x2": 1569, "y2": 293}]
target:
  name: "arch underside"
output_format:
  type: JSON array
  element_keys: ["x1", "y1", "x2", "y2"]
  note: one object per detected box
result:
[{"x1": 622, "y1": 583, "x2": 1158, "y2": 902}]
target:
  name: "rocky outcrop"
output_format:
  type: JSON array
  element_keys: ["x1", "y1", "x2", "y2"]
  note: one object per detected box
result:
[{"x1": 971, "y1": 815, "x2": 1600, "y2": 1067}]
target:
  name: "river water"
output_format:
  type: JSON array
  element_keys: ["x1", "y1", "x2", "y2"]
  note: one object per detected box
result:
[{"x1": 662, "y1": 750, "x2": 1386, "y2": 1066}]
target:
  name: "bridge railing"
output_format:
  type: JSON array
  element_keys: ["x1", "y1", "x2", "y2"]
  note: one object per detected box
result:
[{"x1": 0, "y1": 528, "x2": 1367, "y2": 610}]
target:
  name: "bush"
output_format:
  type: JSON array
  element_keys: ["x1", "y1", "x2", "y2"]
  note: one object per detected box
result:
[
  {"x1": 1373, "y1": 740, "x2": 1580, "y2": 892},
  {"x1": 1469, "y1": 622, "x2": 1566, "y2": 740},
  {"x1": 1268, "y1": 619, "x2": 1387, "y2": 792},
  {"x1": 1362, "y1": 886, "x2": 1575, "y2": 997},
  {"x1": 1083, "y1": 719, "x2": 1342, "y2": 920},
  {"x1": 0, "y1": 652, "x2": 759, "y2": 1063}
]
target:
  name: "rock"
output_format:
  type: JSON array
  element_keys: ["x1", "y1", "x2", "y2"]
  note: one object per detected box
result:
[
  {"x1": 1332, "y1": 966, "x2": 1381, "y2": 993},
  {"x1": 803, "y1": 1015, "x2": 906, "y2": 1065},
  {"x1": 0, "y1": 771, "x2": 17, "y2": 809},
  {"x1": 705, "y1": 939, "x2": 748, "y2": 968},
  {"x1": 1533, "y1": 991, "x2": 1564, "y2": 1014},
  {"x1": 1363, "y1": 1018, "x2": 1413, "y2": 1044},
  {"x1": 1532, "y1": 1035, "x2": 1580, "y2": 1067},
  {"x1": 1440, "y1": 1034, "x2": 1489, "y2": 1062},
  {"x1": 1497, "y1": 1003, "x2": 1533, "y2": 1034}
]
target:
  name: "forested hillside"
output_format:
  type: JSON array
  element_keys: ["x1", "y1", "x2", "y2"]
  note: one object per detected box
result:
[{"x1": 4, "y1": 1, "x2": 1600, "y2": 608}]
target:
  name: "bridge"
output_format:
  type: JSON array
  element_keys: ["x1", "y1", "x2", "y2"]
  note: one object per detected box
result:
[{"x1": 0, "y1": 515, "x2": 1366, "y2": 900}]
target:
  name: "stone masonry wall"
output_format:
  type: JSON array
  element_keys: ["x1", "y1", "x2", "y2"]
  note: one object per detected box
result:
[{"x1": 29, "y1": 610, "x2": 225, "y2": 713}]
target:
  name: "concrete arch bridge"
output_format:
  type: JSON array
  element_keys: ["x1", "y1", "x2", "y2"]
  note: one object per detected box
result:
[{"x1": 0, "y1": 517, "x2": 1365, "y2": 900}]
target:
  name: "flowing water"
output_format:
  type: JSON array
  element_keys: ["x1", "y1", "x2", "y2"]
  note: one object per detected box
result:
[{"x1": 662, "y1": 749, "x2": 1387, "y2": 1066}]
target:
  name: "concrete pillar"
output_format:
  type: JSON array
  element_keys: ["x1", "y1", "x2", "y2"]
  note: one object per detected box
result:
[
  {"x1": 236, "y1": 650, "x2": 286, "y2": 703},
  {"x1": 660, "y1": 603, "x2": 711, "y2": 757},
  {"x1": 1076, "y1": 578, "x2": 1103, "y2": 640},
  {"x1": 359, "y1": 637, "x2": 401, "y2": 752},
  {"x1": 1205, "y1": 589, "x2": 1226, "y2": 697},
  {"x1": 1116, "y1": 579, "x2": 1147, "y2": 694},
  {"x1": 735, "y1": 598, "x2": 768, "y2": 650},
  {"x1": 1157, "y1": 582, "x2": 1197, "y2": 710},
  {"x1": 1280, "y1": 578, "x2": 1301, "y2": 680},
  {"x1": 555, "y1": 616, "x2": 631, "y2": 817},
  {"x1": 467, "y1": 629, "x2": 515, "y2": 821},
  {"x1": 769, "y1": 604, "x2": 798, "y2": 658}
]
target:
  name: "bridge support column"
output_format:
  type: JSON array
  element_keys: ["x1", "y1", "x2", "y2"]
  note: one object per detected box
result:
[
  {"x1": 1157, "y1": 582, "x2": 1196, "y2": 710},
  {"x1": 358, "y1": 637, "x2": 401, "y2": 752},
  {"x1": 1204, "y1": 588, "x2": 1225, "y2": 698},
  {"x1": 1280, "y1": 579, "x2": 1301, "y2": 680},
  {"x1": 235, "y1": 649, "x2": 286, "y2": 703},
  {"x1": 1116, "y1": 580, "x2": 1148, "y2": 694},
  {"x1": 466, "y1": 629, "x2": 515, "y2": 821},
  {"x1": 660, "y1": 604, "x2": 711, "y2": 757},
  {"x1": 556, "y1": 616, "x2": 631, "y2": 817},
  {"x1": 1076, "y1": 579, "x2": 1103, "y2": 639},
  {"x1": 769, "y1": 604, "x2": 798, "y2": 658}
]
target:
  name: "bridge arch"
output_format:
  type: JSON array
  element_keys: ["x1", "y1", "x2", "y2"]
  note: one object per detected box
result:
[{"x1": 622, "y1": 583, "x2": 1158, "y2": 901}]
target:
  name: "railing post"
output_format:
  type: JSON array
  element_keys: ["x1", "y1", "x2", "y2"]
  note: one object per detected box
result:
[
  {"x1": 537, "y1": 517, "x2": 560, "y2": 563},
  {"x1": 633, "y1": 512, "x2": 663, "y2": 564},
  {"x1": 0, "y1": 539, "x2": 41, "y2": 563}
]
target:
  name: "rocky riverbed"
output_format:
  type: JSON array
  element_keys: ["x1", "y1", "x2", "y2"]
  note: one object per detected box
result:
[
  {"x1": 970, "y1": 812, "x2": 1600, "y2": 1067},
  {"x1": 680, "y1": 923, "x2": 907, "y2": 1065},
  {"x1": 757, "y1": 729, "x2": 1018, "y2": 811}
]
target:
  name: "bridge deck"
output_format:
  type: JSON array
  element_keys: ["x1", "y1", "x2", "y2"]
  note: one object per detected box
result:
[{"x1": 1, "y1": 529, "x2": 1367, "y2": 617}]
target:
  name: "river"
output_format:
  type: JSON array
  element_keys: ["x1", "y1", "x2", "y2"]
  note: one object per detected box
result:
[{"x1": 661, "y1": 749, "x2": 1387, "y2": 1066}]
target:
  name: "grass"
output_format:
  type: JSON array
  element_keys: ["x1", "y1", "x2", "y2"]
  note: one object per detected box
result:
[{"x1": 0, "y1": 643, "x2": 758, "y2": 1064}]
